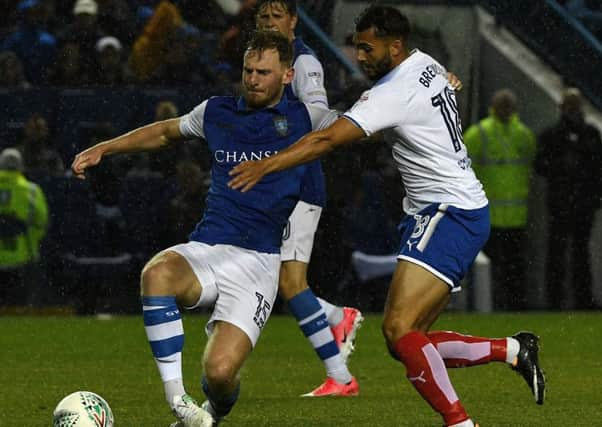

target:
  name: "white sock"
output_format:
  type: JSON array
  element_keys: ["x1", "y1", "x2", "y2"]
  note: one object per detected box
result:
[
  {"x1": 317, "y1": 297, "x2": 344, "y2": 326},
  {"x1": 165, "y1": 379, "x2": 186, "y2": 405},
  {"x1": 449, "y1": 419, "x2": 475, "y2": 427},
  {"x1": 142, "y1": 296, "x2": 186, "y2": 405},
  {"x1": 506, "y1": 337, "x2": 520, "y2": 364}
]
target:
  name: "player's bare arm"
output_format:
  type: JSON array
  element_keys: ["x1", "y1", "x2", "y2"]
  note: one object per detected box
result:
[
  {"x1": 71, "y1": 118, "x2": 183, "y2": 179},
  {"x1": 228, "y1": 117, "x2": 365, "y2": 192}
]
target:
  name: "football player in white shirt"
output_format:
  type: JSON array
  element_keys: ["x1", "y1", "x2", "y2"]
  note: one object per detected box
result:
[
  {"x1": 230, "y1": 5, "x2": 546, "y2": 426},
  {"x1": 255, "y1": 0, "x2": 362, "y2": 397}
]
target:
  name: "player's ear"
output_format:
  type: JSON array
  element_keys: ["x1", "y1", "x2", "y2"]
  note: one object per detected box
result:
[
  {"x1": 389, "y1": 39, "x2": 403, "y2": 57},
  {"x1": 282, "y1": 66, "x2": 294, "y2": 85}
]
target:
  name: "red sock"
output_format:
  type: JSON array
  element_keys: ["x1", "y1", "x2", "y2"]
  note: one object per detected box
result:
[
  {"x1": 394, "y1": 331, "x2": 469, "y2": 426},
  {"x1": 428, "y1": 331, "x2": 507, "y2": 368}
]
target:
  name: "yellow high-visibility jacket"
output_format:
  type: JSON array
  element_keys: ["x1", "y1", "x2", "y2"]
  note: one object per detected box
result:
[
  {"x1": 0, "y1": 170, "x2": 48, "y2": 267},
  {"x1": 464, "y1": 113, "x2": 535, "y2": 228}
]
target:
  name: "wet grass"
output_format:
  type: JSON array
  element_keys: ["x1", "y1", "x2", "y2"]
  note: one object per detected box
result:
[{"x1": 1, "y1": 312, "x2": 600, "y2": 426}]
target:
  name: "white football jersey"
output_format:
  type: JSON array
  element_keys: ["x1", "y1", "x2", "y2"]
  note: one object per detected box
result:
[{"x1": 344, "y1": 49, "x2": 488, "y2": 214}]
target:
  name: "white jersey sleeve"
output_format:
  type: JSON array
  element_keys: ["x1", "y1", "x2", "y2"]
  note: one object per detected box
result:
[
  {"x1": 304, "y1": 103, "x2": 339, "y2": 131},
  {"x1": 344, "y1": 50, "x2": 487, "y2": 213},
  {"x1": 343, "y1": 86, "x2": 409, "y2": 136},
  {"x1": 292, "y1": 54, "x2": 328, "y2": 107},
  {"x1": 179, "y1": 100, "x2": 208, "y2": 138}
]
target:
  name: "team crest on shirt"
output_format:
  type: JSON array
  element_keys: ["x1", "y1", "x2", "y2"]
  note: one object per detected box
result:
[{"x1": 273, "y1": 116, "x2": 288, "y2": 136}]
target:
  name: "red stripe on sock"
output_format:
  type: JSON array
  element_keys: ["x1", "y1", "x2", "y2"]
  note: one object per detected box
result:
[{"x1": 394, "y1": 331, "x2": 468, "y2": 426}]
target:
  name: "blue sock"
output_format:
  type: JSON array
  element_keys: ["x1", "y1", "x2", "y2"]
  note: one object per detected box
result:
[
  {"x1": 143, "y1": 296, "x2": 185, "y2": 401},
  {"x1": 288, "y1": 289, "x2": 351, "y2": 383},
  {"x1": 201, "y1": 376, "x2": 239, "y2": 418}
]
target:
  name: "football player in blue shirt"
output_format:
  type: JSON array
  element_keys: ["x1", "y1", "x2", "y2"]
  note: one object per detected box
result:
[
  {"x1": 71, "y1": 31, "x2": 342, "y2": 427},
  {"x1": 255, "y1": 0, "x2": 361, "y2": 397}
]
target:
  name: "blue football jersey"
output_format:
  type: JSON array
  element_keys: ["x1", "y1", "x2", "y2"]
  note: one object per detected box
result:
[{"x1": 179, "y1": 95, "x2": 326, "y2": 253}]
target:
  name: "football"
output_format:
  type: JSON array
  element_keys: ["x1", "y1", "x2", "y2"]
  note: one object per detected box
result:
[{"x1": 53, "y1": 391, "x2": 114, "y2": 427}]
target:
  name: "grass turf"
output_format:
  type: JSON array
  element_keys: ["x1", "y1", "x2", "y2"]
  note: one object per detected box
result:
[{"x1": 2, "y1": 312, "x2": 600, "y2": 426}]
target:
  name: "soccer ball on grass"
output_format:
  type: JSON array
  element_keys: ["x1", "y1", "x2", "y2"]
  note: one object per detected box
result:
[{"x1": 53, "y1": 391, "x2": 114, "y2": 427}]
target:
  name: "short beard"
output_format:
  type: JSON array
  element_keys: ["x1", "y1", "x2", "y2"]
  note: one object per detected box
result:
[{"x1": 370, "y1": 55, "x2": 393, "y2": 81}]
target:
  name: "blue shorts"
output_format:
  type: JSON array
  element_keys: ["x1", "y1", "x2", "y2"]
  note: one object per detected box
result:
[{"x1": 397, "y1": 203, "x2": 490, "y2": 291}]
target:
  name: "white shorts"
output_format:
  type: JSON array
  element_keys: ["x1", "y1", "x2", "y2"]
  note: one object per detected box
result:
[
  {"x1": 166, "y1": 242, "x2": 280, "y2": 347},
  {"x1": 280, "y1": 200, "x2": 322, "y2": 263}
]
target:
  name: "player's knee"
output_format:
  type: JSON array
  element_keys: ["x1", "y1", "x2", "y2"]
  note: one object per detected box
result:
[
  {"x1": 140, "y1": 258, "x2": 176, "y2": 295},
  {"x1": 381, "y1": 316, "x2": 413, "y2": 349},
  {"x1": 204, "y1": 356, "x2": 238, "y2": 387}
]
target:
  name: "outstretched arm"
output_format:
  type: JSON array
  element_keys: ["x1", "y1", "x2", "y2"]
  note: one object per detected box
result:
[
  {"x1": 228, "y1": 117, "x2": 366, "y2": 192},
  {"x1": 71, "y1": 118, "x2": 183, "y2": 179}
]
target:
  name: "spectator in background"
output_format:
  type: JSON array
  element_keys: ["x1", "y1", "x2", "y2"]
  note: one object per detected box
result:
[
  {"x1": 149, "y1": 23, "x2": 206, "y2": 85},
  {"x1": 343, "y1": 170, "x2": 399, "y2": 256},
  {"x1": 90, "y1": 36, "x2": 129, "y2": 86},
  {"x1": 0, "y1": 148, "x2": 48, "y2": 307},
  {"x1": 17, "y1": 113, "x2": 64, "y2": 177},
  {"x1": 148, "y1": 100, "x2": 180, "y2": 176},
  {"x1": 1, "y1": 0, "x2": 57, "y2": 84},
  {"x1": 56, "y1": 0, "x2": 106, "y2": 82},
  {"x1": 176, "y1": 0, "x2": 230, "y2": 33},
  {"x1": 84, "y1": 122, "x2": 131, "y2": 257},
  {"x1": 129, "y1": 0, "x2": 183, "y2": 83},
  {"x1": 464, "y1": 89, "x2": 536, "y2": 310},
  {"x1": 96, "y1": 0, "x2": 136, "y2": 46},
  {"x1": 163, "y1": 160, "x2": 209, "y2": 247},
  {"x1": 218, "y1": 0, "x2": 257, "y2": 74},
  {"x1": 535, "y1": 87, "x2": 602, "y2": 310},
  {"x1": 0, "y1": 50, "x2": 31, "y2": 89},
  {"x1": 47, "y1": 40, "x2": 88, "y2": 86}
]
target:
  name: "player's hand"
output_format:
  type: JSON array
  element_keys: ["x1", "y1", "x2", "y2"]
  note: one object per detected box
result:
[
  {"x1": 447, "y1": 72, "x2": 463, "y2": 91},
  {"x1": 71, "y1": 146, "x2": 103, "y2": 180},
  {"x1": 228, "y1": 160, "x2": 268, "y2": 192}
]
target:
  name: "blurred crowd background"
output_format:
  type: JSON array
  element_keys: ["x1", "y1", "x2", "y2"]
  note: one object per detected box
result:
[{"x1": 0, "y1": 0, "x2": 600, "y2": 314}]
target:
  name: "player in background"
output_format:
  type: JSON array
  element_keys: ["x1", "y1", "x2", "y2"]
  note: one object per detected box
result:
[
  {"x1": 255, "y1": 0, "x2": 361, "y2": 397},
  {"x1": 71, "y1": 31, "x2": 341, "y2": 427},
  {"x1": 229, "y1": 6, "x2": 546, "y2": 426}
]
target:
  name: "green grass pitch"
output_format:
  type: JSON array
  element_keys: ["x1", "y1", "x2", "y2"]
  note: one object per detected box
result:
[{"x1": 2, "y1": 312, "x2": 601, "y2": 426}]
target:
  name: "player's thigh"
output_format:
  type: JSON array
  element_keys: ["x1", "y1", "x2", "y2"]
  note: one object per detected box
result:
[
  {"x1": 141, "y1": 249, "x2": 201, "y2": 304},
  {"x1": 206, "y1": 245, "x2": 280, "y2": 347},
  {"x1": 203, "y1": 320, "x2": 253, "y2": 383},
  {"x1": 383, "y1": 260, "x2": 450, "y2": 341}
]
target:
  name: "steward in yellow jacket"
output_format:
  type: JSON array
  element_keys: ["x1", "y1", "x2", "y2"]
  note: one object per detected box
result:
[
  {"x1": 463, "y1": 89, "x2": 535, "y2": 310},
  {"x1": 0, "y1": 149, "x2": 48, "y2": 268}
]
